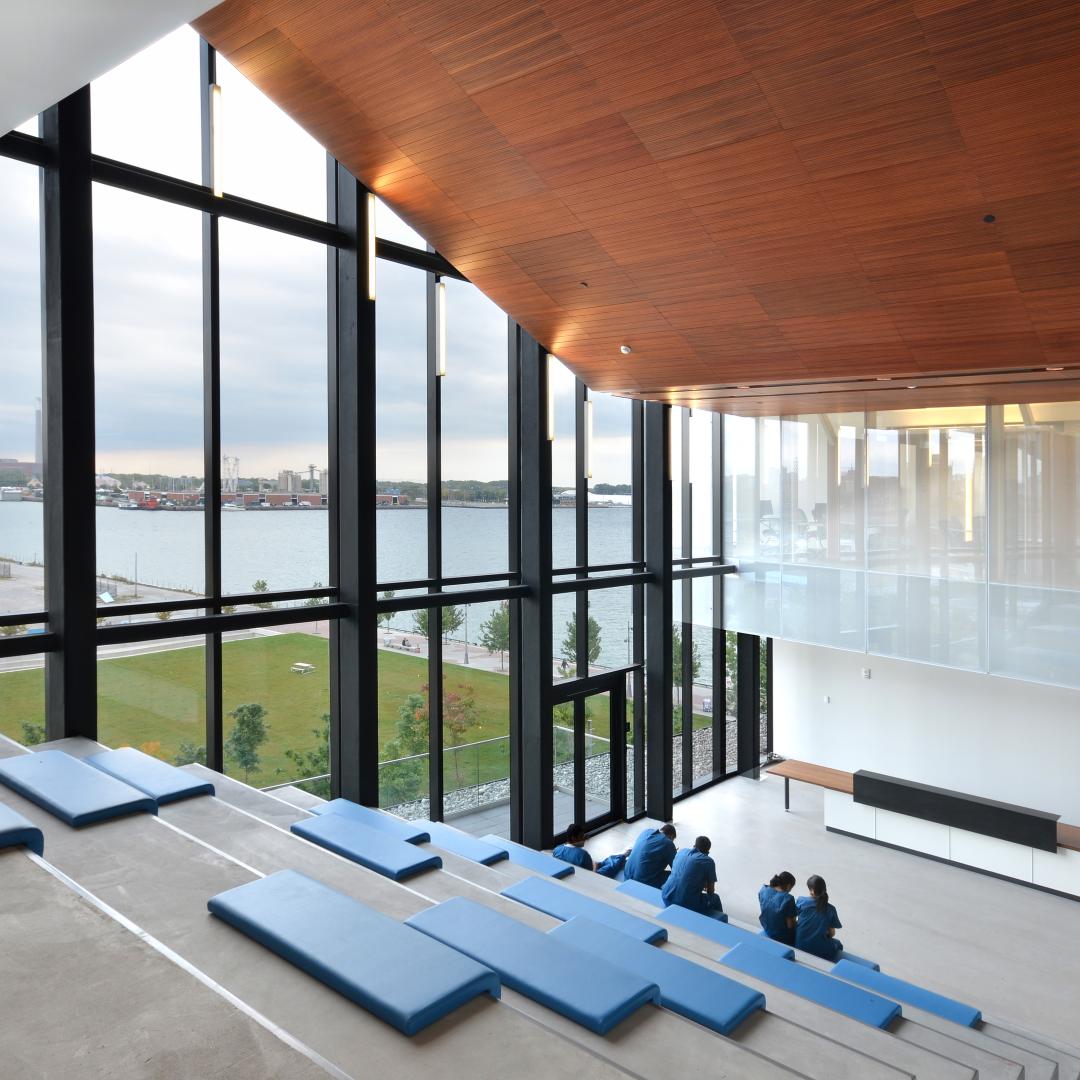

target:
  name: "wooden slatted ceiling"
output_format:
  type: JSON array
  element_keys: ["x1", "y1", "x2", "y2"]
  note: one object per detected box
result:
[{"x1": 195, "y1": 0, "x2": 1080, "y2": 414}]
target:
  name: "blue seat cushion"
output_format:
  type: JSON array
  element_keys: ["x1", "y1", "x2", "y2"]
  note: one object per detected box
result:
[
  {"x1": 501, "y1": 876, "x2": 667, "y2": 945},
  {"x1": 833, "y1": 960, "x2": 980, "y2": 1027},
  {"x1": 617, "y1": 878, "x2": 663, "y2": 907},
  {"x1": 551, "y1": 917, "x2": 765, "y2": 1036},
  {"x1": 406, "y1": 897, "x2": 659, "y2": 1035},
  {"x1": 419, "y1": 820, "x2": 509, "y2": 865},
  {"x1": 291, "y1": 814, "x2": 441, "y2": 881},
  {"x1": 481, "y1": 835, "x2": 574, "y2": 878},
  {"x1": 658, "y1": 904, "x2": 793, "y2": 959},
  {"x1": 86, "y1": 747, "x2": 214, "y2": 805},
  {"x1": 0, "y1": 750, "x2": 157, "y2": 827},
  {"x1": 722, "y1": 944, "x2": 901, "y2": 1029},
  {"x1": 208, "y1": 870, "x2": 499, "y2": 1035},
  {"x1": 0, "y1": 803, "x2": 44, "y2": 855},
  {"x1": 314, "y1": 799, "x2": 429, "y2": 844},
  {"x1": 834, "y1": 951, "x2": 880, "y2": 972}
]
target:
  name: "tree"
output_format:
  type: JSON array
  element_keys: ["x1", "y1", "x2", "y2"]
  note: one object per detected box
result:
[
  {"x1": 478, "y1": 601, "x2": 510, "y2": 670},
  {"x1": 0, "y1": 624, "x2": 27, "y2": 637},
  {"x1": 304, "y1": 582, "x2": 329, "y2": 608},
  {"x1": 251, "y1": 579, "x2": 273, "y2": 610},
  {"x1": 671, "y1": 623, "x2": 702, "y2": 689},
  {"x1": 20, "y1": 720, "x2": 45, "y2": 746},
  {"x1": 284, "y1": 714, "x2": 330, "y2": 799},
  {"x1": 443, "y1": 685, "x2": 478, "y2": 790},
  {"x1": 155, "y1": 609, "x2": 173, "y2": 621},
  {"x1": 377, "y1": 590, "x2": 396, "y2": 629},
  {"x1": 561, "y1": 610, "x2": 602, "y2": 670},
  {"x1": 173, "y1": 742, "x2": 207, "y2": 767},
  {"x1": 221, "y1": 604, "x2": 236, "y2": 615},
  {"x1": 379, "y1": 694, "x2": 429, "y2": 806},
  {"x1": 225, "y1": 702, "x2": 269, "y2": 782},
  {"x1": 412, "y1": 605, "x2": 463, "y2": 642}
]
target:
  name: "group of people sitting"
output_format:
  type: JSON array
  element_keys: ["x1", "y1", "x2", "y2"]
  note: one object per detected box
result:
[{"x1": 553, "y1": 822, "x2": 846, "y2": 960}]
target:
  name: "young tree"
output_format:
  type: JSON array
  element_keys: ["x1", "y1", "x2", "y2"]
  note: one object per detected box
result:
[
  {"x1": 173, "y1": 741, "x2": 207, "y2": 767},
  {"x1": 20, "y1": 720, "x2": 45, "y2": 747},
  {"x1": 443, "y1": 685, "x2": 478, "y2": 790},
  {"x1": 284, "y1": 714, "x2": 331, "y2": 799},
  {"x1": 478, "y1": 600, "x2": 510, "y2": 670},
  {"x1": 225, "y1": 702, "x2": 270, "y2": 783},
  {"x1": 376, "y1": 589, "x2": 396, "y2": 629},
  {"x1": 412, "y1": 605, "x2": 464, "y2": 642},
  {"x1": 379, "y1": 694, "x2": 429, "y2": 806},
  {"x1": 561, "y1": 610, "x2": 602, "y2": 670},
  {"x1": 671, "y1": 623, "x2": 702, "y2": 707},
  {"x1": 304, "y1": 582, "x2": 329, "y2": 607},
  {"x1": 251, "y1": 579, "x2": 273, "y2": 610},
  {"x1": 0, "y1": 624, "x2": 27, "y2": 637}
]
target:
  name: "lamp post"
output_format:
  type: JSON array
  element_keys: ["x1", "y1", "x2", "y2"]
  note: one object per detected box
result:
[{"x1": 463, "y1": 607, "x2": 470, "y2": 665}]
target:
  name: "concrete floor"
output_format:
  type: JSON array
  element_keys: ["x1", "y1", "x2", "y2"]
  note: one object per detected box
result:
[{"x1": 594, "y1": 774, "x2": 1080, "y2": 1046}]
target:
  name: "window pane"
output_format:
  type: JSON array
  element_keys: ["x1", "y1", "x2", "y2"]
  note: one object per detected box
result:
[
  {"x1": 441, "y1": 601, "x2": 512, "y2": 837},
  {"x1": 376, "y1": 260, "x2": 427, "y2": 583},
  {"x1": 441, "y1": 280, "x2": 509, "y2": 578},
  {"x1": 723, "y1": 414, "x2": 782, "y2": 636},
  {"x1": 93, "y1": 184, "x2": 204, "y2": 599},
  {"x1": 672, "y1": 407, "x2": 685, "y2": 558},
  {"x1": 378, "y1": 606, "x2": 430, "y2": 818},
  {"x1": 376, "y1": 197, "x2": 426, "y2": 248},
  {"x1": 780, "y1": 413, "x2": 865, "y2": 649},
  {"x1": 0, "y1": 158, "x2": 43, "y2": 615},
  {"x1": 0, "y1": 659, "x2": 45, "y2": 748},
  {"x1": 550, "y1": 357, "x2": 578, "y2": 568},
  {"x1": 689, "y1": 410, "x2": 715, "y2": 556},
  {"x1": 92, "y1": 26, "x2": 201, "y2": 182},
  {"x1": 216, "y1": 54, "x2": 326, "y2": 218},
  {"x1": 223, "y1": 625, "x2": 329, "y2": 788},
  {"x1": 219, "y1": 219, "x2": 328, "y2": 595},
  {"x1": 97, "y1": 641, "x2": 206, "y2": 763},
  {"x1": 866, "y1": 407, "x2": 986, "y2": 669},
  {"x1": 989, "y1": 402, "x2": 1080, "y2": 686},
  {"x1": 588, "y1": 392, "x2": 634, "y2": 566}
]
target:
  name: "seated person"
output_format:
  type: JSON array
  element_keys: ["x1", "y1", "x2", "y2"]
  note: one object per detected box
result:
[
  {"x1": 758, "y1": 871, "x2": 797, "y2": 945},
  {"x1": 660, "y1": 835, "x2": 723, "y2": 916},
  {"x1": 552, "y1": 822, "x2": 594, "y2": 871},
  {"x1": 624, "y1": 823, "x2": 677, "y2": 887},
  {"x1": 795, "y1": 874, "x2": 843, "y2": 961}
]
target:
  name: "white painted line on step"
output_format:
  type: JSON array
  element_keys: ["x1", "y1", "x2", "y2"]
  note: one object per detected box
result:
[
  {"x1": 151, "y1": 814, "x2": 266, "y2": 879},
  {"x1": 25, "y1": 851, "x2": 353, "y2": 1080}
]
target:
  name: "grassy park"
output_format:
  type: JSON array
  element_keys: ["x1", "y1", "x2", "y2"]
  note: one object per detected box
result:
[{"x1": 0, "y1": 629, "x2": 710, "y2": 796}]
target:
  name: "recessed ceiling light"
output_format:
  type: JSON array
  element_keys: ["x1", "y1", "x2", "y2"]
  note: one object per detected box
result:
[
  {"x1": 620, "y1": 344, "x2": 632, "y2": 354},
  {"x1": 875, "y1": 376, "x2": 891, "y2": 382},
  {"x1": 907, "y1": 384, "x2": 918, "y2": 390},
  {"x1": 983, "y1": 214, "x2": 996, "y2": 223},
  {"x1": 580, "y1": 281, "x2": 589, "y2": 288},
  {"x1": 736, "y1": 384, "x2": 749, "y2": 390},
  {"x1": 1047, "y1": 366, "x2": 1064, "y2": 371}
]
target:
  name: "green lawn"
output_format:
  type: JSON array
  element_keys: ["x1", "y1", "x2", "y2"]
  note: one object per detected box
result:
[{"x1": 0, "y1": 632, "x2": 711, "y2": 796}]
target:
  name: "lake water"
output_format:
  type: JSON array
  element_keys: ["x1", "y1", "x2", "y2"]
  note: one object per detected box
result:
[{"x1": 0, "y1": 501, "x2": 718, "y2": 679}]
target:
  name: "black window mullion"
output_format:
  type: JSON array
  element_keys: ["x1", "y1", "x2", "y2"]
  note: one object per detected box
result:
[
  {"x1": 681, "y1": 411, "x2": 694, "y2": 792},
  {"x1": 200, "y1": 39, "x2": 224, "y2": 772},
  {"x1": 631, "y1": 399, "x2": 645, "y2": 816},
  {"x1": 426, "y1": 268, "x2": 444, "y2": 819}
]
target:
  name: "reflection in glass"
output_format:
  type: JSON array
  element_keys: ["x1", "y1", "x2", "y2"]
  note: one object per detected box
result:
[
  {"x1": 98, "y1": 642, "x2": 206, "y2": 764},
  {"x1": 376, "y1": 260, "x2": 427, "y2": 583},
  {"x1": 0, "y1": 157, "x2": 43, "y2": 613},
  {"x1": 219, "y1": 218, "x2": 328, "y2": 595},
  {"x1": 93, "y1": 184, "x2": 203, "y2": 596},
  {"x1": 441, "y1": 279, "x2": 509, "y2": 578}
]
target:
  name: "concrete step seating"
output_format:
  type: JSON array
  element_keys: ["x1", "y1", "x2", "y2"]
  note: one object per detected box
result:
[
  {"x1": 3, "y1": 734, "x2": 1077, "y2": 1080},
  {"x1": 197, "y1": 776, "x2": 1079, "y2": 1080}
]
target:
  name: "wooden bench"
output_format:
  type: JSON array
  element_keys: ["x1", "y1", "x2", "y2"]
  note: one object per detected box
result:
[
  {"x1": 766, "y1": 758, "x2": 1080, "y2": 852},
  {"x1": 766, "y1": 759, "x2": 853, "y2": 810}
]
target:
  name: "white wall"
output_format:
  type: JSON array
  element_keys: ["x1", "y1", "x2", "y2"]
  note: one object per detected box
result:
[
  {"x1": 1, "y1": 0, "x2": 217, "y2": 136},
  {"x1": 774, "y1": 639, "x2": 1080, "y2": 825}
]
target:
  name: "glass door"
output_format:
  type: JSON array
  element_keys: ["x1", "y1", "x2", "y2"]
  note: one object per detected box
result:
[{"x1": 550, "y1": 669, "x2": 627, "y2": 841}]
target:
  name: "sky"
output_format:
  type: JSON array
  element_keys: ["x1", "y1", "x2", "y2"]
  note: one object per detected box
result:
[{"x1": 0, "y1": 25, "x2": 641, "y2": 485}]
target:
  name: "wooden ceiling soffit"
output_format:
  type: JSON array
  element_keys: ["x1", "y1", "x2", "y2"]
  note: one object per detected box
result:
[{"x1": 195, "y1": 0, "x2": 1080, "y2": 410}]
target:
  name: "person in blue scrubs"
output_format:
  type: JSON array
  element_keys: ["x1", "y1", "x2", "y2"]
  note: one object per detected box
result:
[
  {"x1": 758, "y1": 871, "x2": 797, "y2": 945},
  {"x1": 625, "y1": 823, "x2": 677, "y2": 887},
  {"x1": 661, "y1": 835, "x2": 723, "y2": 915},
  {"x1": 552, "y1": 822, "x2": 594, "y2": 871},
  {"x1": 795, "y1": 874, "x2": 843, "y2": 960}
]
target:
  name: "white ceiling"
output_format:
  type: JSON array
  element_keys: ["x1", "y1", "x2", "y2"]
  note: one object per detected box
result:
[{"x1": 1, "y1": 0, "x2": 219, "y2": 136}]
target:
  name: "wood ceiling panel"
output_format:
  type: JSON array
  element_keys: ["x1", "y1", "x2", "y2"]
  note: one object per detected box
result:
[{"x1": 196, "y1": 0, "x2": 1080, "y2": 415}]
